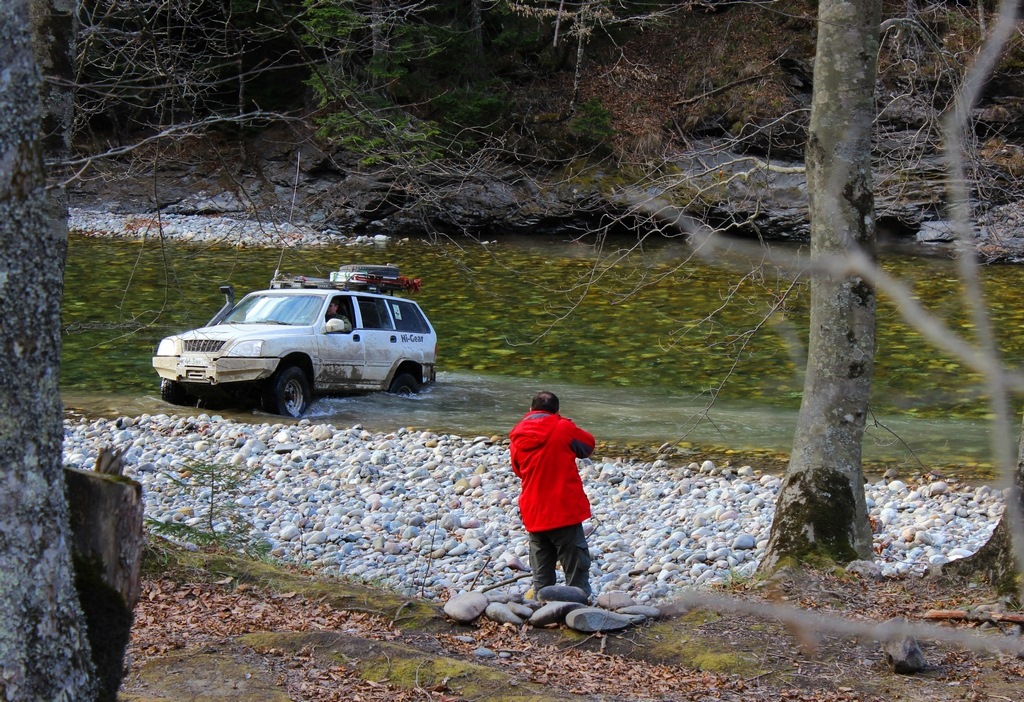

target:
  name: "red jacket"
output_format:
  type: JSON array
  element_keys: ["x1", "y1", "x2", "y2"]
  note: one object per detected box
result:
[{"x1": 509, "y1": 410, "x2": 594, "y2": 533}]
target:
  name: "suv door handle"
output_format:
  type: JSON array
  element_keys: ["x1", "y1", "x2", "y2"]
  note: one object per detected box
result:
[
  {"x1": 352, "y1": 334, "x2": 361, "y2": 342},
  {"x1": 390, "y1": 335, "x2": 397, "y2": 343}
]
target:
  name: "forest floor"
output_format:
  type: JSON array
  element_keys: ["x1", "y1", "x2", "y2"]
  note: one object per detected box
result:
[{"x1": 118, "y1": 541, "x2": 1024, "y2": 702}]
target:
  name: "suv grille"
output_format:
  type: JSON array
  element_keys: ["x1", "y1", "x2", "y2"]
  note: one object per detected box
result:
[{"x1": 183, "y1": 339, "x2": 225, "y2": 353}]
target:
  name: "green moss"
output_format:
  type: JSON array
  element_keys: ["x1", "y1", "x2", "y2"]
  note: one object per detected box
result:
[
  {"x1": 360, "y1": 647, "x2": 505, "y2": 689},
  {"x1": 239, "y1": 631, "x2": 555, "y2": 701},
  {"x1": 765, "y1": 470, "x2": 863, "y2": 568},
  {"x1": 237, "y1": 631, "x2": 319, "y2": 655},
  {"x1": 122, "y1": 651, "x2": 292, "y2": 701},
  {"x1": 141, "y1": 539, "x2": 444, "y2": 631},
  {"x1": 945, "y1": 519, "x2": 1023, "y2": 597},
  {"x1": 679, "y1": 608, "x2": 722, "y2": 626},
  {"x1": 642, "y1": 620, "x2": 763, "y2": 676}
]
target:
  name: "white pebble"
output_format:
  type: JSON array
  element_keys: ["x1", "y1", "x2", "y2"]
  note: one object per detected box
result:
[{"x1": 61, "y1": 414, "x2": 1005, "y2": 603}]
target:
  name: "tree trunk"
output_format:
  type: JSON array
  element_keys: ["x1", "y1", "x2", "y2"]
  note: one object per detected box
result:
[
  {"x1": 0, "y1": 1, "x2": 96, "y2": 699},
  {"x1": 944, "y1": 415, "x2": 1024, "y2": 595},
  {"x1": 29, "y1": 0, "x2": 75, "y2": 278},
  {"x1": 759, "y1": 0, "x2": 881, "y2": 573},
  {"x1": 29, "y1": 0, "x2": 76, "y2": 162},
  {"x1": 470, "y1": 0, "x2": 483, "y2": 56},
  {"x1": 370, "y1": 0, "x2": 388, "y2": 63}
]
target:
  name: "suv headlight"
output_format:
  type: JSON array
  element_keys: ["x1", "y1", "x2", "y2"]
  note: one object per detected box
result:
[
  {"x1": 156, "y1": 338, "x2": 178, "y2": 356},
  {"x1": 225, "y1": 339, "x2": 264, "y2": 357}
]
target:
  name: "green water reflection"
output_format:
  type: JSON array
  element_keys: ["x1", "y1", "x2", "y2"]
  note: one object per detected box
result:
[{"x1": 61, "y1": 233, "x2": 1024, "y2": 471}]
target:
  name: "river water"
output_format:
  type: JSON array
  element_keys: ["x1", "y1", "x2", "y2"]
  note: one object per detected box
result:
[{"x1": 61, "y1": 232, "x2": 1024, "y2": 479}]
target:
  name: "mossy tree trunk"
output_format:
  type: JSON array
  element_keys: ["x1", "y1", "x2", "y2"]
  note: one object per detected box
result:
[
  {"x1": 0, "y1": 1, "x2": 96, "y2": 699},
  {"x1": 944, "y1": 415, "x2": 1024, "y2": 596},
  {"x1": 759, "y1": 0, "x2": 881, "y2": 573}
]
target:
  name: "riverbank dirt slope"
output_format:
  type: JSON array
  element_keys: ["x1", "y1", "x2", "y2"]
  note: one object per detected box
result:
[{"x1": 120, "y1": 541, "x2": 1023, "y2": 702}]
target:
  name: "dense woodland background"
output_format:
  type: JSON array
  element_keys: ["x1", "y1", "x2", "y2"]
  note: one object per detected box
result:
[{"x1": 66, "y1": 0, "x2": 1024, "y2": 253}]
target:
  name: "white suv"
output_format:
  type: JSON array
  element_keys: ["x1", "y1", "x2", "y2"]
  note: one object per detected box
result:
[{"x1": 152, "y1": 267, "x2": 437, "y2": 417}]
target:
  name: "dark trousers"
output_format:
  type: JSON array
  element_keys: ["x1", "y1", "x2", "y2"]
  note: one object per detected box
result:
[{"x1": 527, "y1": 523, "x2": 591, "y2": 596}]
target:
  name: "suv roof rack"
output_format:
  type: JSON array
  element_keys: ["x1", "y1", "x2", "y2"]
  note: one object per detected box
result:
[{"x1": 270, "y1": 263, "x2": 421, "y2": 294}]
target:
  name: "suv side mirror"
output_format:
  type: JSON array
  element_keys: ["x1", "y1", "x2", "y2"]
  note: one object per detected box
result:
[{"x1": 325, "y1": 317, "x2": 352, "y2": 333}]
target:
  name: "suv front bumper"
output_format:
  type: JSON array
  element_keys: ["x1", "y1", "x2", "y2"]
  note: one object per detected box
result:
[{"x1": 153, "y1": 356, "x2": 278, "y2": 385}]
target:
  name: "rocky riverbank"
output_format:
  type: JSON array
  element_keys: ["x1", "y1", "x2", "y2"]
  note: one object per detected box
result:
[
  {"x1": 62, "y1": 204, "x2": 1009, "y2": 604},
  {"x1": 62, "y1": 413, "x2": 1005, "y2": 605},
  {"x1": 65, "y1": 118, "x2": 1024, "y2": 264},
  {"x1": 68, "y1": 207, "x2": 380, "y2": 249}
]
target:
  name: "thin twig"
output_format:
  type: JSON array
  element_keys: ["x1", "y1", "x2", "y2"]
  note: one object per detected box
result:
[
  {"x1": 468, "y1": 554, "x2": 494, "y2": 591},
  {"x1": 480, "y1": 572, "x2": 533, "y2": 593}
]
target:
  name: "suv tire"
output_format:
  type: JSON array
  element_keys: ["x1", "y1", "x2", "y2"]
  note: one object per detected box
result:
[
  {"x1": 388, "y1": 372, "x2": 420, "y2": 395},
  {"x1": 264, "y1": 365, "x2": 311, "y2": 417},
  {"x1": 160, "y1": 379, "x2": 190, "y2": 406}
]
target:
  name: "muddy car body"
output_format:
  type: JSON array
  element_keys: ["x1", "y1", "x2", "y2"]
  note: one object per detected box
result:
[{"x1": 152, "y1": 268, "x2": 436, "y2": 417}]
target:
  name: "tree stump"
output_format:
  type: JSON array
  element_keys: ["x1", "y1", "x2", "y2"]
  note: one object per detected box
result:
[
  {"x1": 64, "y1": 466, "x2": 144, "y2": 701},
  {"x1": 64, "y1": 467, "x2": 143, "y2": 608}
]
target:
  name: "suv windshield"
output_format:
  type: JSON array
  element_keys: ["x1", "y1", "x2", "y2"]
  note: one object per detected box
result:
[{"x1": 223, "y1": 294, "x2": 322, "y2": 326}]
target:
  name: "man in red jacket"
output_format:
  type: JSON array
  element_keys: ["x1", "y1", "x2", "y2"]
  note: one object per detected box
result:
[{"x1": 509, "y1": 391, "x2": 595, "y2": 598}]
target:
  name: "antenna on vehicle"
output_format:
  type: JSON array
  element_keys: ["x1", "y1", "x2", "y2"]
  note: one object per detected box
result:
[
  {"x1": 274, "y1": 151, "x2": 302, "y2": 280},
  {"x1": 288, "y1": 152, "x2": 300, "y2": 230}
]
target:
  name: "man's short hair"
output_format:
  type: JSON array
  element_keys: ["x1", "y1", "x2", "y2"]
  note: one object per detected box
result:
[{"x1": 530, "y1": 391, "x2": 559, "y2": 413}]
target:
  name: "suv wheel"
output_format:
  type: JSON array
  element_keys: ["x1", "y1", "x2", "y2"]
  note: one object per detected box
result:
[
  {"x1": 264, "y1": 365, "x2": 311, "y2": 417},
  {"x1": 160, "y1": 379, "x2": 190, "y2": 406},
  {"x1": 388, "y1": 372, "x2": 420, "y2": 395}
]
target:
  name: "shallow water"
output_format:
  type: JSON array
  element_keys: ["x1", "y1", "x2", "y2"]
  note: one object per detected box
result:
[{"x1": 61, "y1": 232, "x2": 1024, "y2": 478}]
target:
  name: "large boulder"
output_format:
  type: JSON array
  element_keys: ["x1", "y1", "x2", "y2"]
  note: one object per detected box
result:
[
  {"x1": 565, "y1": 607, "x2": 641, "y2": 633},
  {"x1": 443, "y1": 591, "x2": 489, "y2": 623}
]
